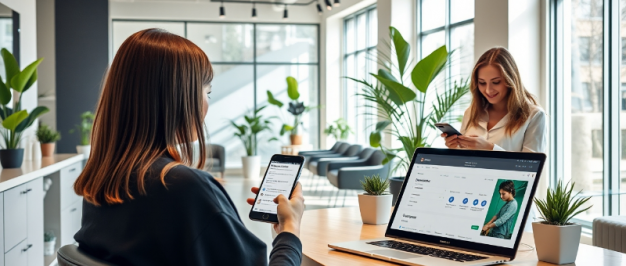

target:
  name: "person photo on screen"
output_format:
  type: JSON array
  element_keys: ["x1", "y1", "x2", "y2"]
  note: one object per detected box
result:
[{"x1": 482, "y1": 180, "x2": 518, "y2": 239}]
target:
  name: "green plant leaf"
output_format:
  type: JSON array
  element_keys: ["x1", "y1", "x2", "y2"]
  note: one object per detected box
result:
[
  {"x1": 15, "y1": 106, "x2": 49, "y2": 133},
  {"x1": 390, "y1": 27, "x2": 411, "y2": 78},
  {"x1": 371, "y1": 73, "x2": 416, "y2": 105},
  {"x1": 378, "y1": 68, "x2": 399, "y2": 83},
  {"x1": 11, "y1": 58, "x2": 43, "y2": 93},
  {"x1": 23, "y1": 69, "x2": 38, "y2": 92},
  {"x1": 411, "y1": 45, "x2": 448, "y2": 93},
  {"x1": 369, "y1": 131, "x2": 382, "y2": 147},
  {"x1": 381, "y1": 151, "x2": 396, "y2": 165},
  {"x1": 1, "y1": 48, "x2": 19, "y2": 88},
  {"x1": 2, "y1": 110, "x2": 28, "y2": 131},
  {"x1": 266, "y1": 90, "x2": 283, "y2": 108},
  {"x1": 375, "y1": 120, "x2": 392, "y2": 131},
  {"x1": 280, "y1": 124, "x2": 294, "y2": 136},
  {"x1": 286, "y1": 76, "x2": 300, "y2": 100},
  {"x1": 0, "y1": 80, "x2": 10, "y2": 105}
]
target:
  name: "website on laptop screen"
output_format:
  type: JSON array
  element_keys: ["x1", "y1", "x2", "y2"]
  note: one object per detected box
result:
[{"x1": 391, "y1": 154, "x2": 540, "y2": 249}]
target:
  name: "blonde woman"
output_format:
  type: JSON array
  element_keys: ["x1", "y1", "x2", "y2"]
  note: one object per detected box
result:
[{"x1": 442, "y1": 47, "x2": 547, "y2": 152}]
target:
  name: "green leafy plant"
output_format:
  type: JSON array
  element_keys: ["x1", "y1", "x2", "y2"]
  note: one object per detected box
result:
[
  {"x1": 349, "y1": 27, "x2": 469, "y2": 173},
  {"x1": 534, "y1": 180, "x2": 592, "y2": 226},
  {"x1": 36, "y1": 124, "x2": 61, "y2": 143},
  {"x1": 0, "y1": 48, "x2": 49, "y2": 149},
  {"x1": 44, "y1": 231, "x2": 56, "y2": 242},
  {"x1": 360, "y1": 174, "x2": 390, "y2": 196},
  {"x1": 324, "y1": 118, "x2": 352, "y2": 141},
  {"x1": 231, "y1": 106, "x2": 277, "y2": 156},
  {"x1": 69, "y1": 111, "x2": 95, "y2": 146},
  {"x1": 266, "y1": 76, "x2": 316, "y2": 136}
]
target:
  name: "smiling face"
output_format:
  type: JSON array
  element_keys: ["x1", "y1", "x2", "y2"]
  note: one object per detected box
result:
[{"x1": 477, "y1": 65, "x2": 509, "y2": 106}]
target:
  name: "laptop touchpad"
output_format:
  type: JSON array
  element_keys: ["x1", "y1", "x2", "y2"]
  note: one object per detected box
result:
[{"x1": 367, "y1": 249, "x2": 421, "y2": 259}]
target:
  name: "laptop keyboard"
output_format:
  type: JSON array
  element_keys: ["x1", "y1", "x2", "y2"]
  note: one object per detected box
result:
[{"x1": 367, "y1": 240, "x2": 488, "y2": 262}]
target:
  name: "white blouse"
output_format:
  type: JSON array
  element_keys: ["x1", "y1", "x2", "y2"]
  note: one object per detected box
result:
[{"x1": 459, "y1": 104, "x2": 547, "y2": 153}]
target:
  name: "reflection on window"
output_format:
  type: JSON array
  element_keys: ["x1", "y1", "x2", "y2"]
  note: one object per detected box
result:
[{"x1": 0, "y1": 17, "x2": 11, "y2": 83}]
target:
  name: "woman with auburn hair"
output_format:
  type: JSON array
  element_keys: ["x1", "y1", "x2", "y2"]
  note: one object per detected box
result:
[
  {"x1": 73, "y1": 28, "x2": 304, "y2": 266},
  {"x1": 442, "y1": 47, "x2": 547, "y2": 152}
]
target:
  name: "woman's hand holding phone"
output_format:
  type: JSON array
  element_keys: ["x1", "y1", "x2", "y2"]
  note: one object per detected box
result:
[
  {"x1": 246, "y1": 183, "x2": 305, "y2": 237},
  {"x1": 441, "y1": 133, "x2": 460, "y2": 149}
]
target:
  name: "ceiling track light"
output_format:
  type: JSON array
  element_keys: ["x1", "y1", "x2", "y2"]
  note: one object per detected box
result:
[
  {"x1": 324, "y1": 0, "x2": 332, "y2": 11},
  {"x1": 252, "y1": 3, "x2": 257, "y2": 19},
  {"x1": 219, "y1": 1, "x2": 225, "y2": 19},
  {"x1": 283, "y1": 5, "x2": 288, "y2": 20},
  {"x1": 333, "y1": 0, "x2": 340, "y2": 7}
]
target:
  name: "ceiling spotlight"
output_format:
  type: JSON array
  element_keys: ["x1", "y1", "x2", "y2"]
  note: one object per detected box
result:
[
  {"x1": 252, "y1": 3, "x2": 257, "y2": 19},
  {"x1": 334, "y1": 0, "x2": 340, "y2": 7},
  {"x1": 316, "y1": 3, "x2": 323, "y2": 15},
  {"x1": 283, "y1": 5, "x2": 288, "y2": 20},
  {"x1": 324, "y1": 0, "x2": 332, "y2": 10},
  {"x1": 219, "y1": 2, "x2": 225, "y2": 19}
]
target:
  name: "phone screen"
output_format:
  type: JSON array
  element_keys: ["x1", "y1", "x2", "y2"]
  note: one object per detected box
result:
[{"x1": 252, "y1": 160, "x2": 301, "y2": 214}]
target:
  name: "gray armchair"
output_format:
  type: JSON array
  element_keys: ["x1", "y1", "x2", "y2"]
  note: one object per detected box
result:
[
  {"x1": 310, "y1": 147, "x2": 376, "y2": 177},
  {"x1": 204, "y1": 144, "x2": 225, "y2": 178},
  {"x1": 298, "y1": 141, "x2": 344, "y2": 156},
  {"x1": 304, "y1": 142, "x2": 350, "y2": 169},
  {"x1": 58, "y1": 245, "x2": 113, "y2": 266},
  {"x1": 307, "y1": 144, "x2": 361, "y2": 170},
  {"x1": 326, "y1": 150, "x2": 390, "y2": 190}
]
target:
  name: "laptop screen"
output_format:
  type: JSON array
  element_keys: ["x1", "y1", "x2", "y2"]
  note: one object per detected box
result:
[{"x1": 390, "y1": 153, "x2": 541, "y2": 249}]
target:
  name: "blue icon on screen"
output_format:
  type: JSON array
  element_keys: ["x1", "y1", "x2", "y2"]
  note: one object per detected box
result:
[
  {"x1": 448, "y1": 196, "x2": 454, "y2": 203},
  {"x1": 473, "y1": 199, "x2": 479, "y2": 206},
  {"x1": 481, "y1": 200, "x2": 488, "y2": 207},
  {"x1": 463, "y1": 198, "x2": 468, "y2": 204},
  {"x1": 262, "y1": 188, "x2": 266, "y2": 191}
]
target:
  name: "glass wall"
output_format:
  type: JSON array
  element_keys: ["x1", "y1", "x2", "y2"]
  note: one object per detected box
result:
[
  {"x1": 112, "y1": 21, "x2": 319, "y2": 168},
  {"x1": 343, "y1": 6, "x2": 377, "y2": 145}
]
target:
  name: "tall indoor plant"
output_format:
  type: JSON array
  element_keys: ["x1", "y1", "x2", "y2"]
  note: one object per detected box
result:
[
  {"x1": 349, "y1": 27, "x2": 469, "y2": 203},
  {"x1": 69, "y1": 111, "x2": 95, "y2": 156},
  {"x1": 266, "y1": 76, "x2": 315, "y2": 145},
  {"x1": 0, "y1": 48, "x2": 49, "y2": 168},
  {"x1": 324, "y1": 118, "x2": 352, "y2": 141},
  {"x1": 231, "y1": 105, "x2": 276, "y2": 179},
  {"x1": 533, "y1": 181, "x2": 592, "y2": 264}
]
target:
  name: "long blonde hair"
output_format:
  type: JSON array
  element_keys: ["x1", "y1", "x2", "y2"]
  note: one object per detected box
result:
[{"x1": 467, "y1": 47, "x2": 537, "y2": 136}]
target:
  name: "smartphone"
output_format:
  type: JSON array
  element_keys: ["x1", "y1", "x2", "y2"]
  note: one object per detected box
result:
[
  {"x1": 249, "y1": 154, "x2": 305, "y2": 223},
  {"x1": 435, "y1": 123, "x2": 462, "y2": 136}
]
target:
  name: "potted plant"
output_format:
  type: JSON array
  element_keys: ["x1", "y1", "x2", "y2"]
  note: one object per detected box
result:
[
  {"x1": 324, "y1": 118, "x2": 352, "y2": 141},
  {"x1": 349, "y1": 27, "x2": 469, "y2": 204},
  {"x1": 231, "y1": 106, "x2": 276, "y2": 179},
  {"x1": 266, "y1": 76, "x2": 316, "y2": 145},
  {"x1": 69, "y1": 111, "x2": 95, "y2": 156},
  {"x1": 532, "y1": 181, "x2": 592, "y2": 264},
  {"x1": 44, "y1": 231, "x2": 56, "y2": 256},
  {"x1": 36, "y1": 124, "x2": 60, "y2": 157},
  {"x1": 0, "y1": 49, "x2": 49, "y2": 168},
  {"x1": 358, "y1": 174, "x2": 393, "y2": 225}
]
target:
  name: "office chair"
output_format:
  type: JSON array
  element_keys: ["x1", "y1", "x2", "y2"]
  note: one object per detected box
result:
[{"x1": 57, "y1": 245, "x2": 113, "y2": 266}]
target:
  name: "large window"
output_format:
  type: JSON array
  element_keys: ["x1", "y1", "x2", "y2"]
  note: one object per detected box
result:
[
  {"x1": 550, "y1": 0, "x2": 624, "y2": 225},
  {"x1": 418, "y1": 0, "x2": 474, "y2": 139},
  {"x1": 343, "y1": 6, "x2": 377, "y2": 145},
  {"x1": 112, "y1": 20, "x2": 319, "y2": 168}
]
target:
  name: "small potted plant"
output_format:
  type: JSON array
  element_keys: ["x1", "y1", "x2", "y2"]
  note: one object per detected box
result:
[
  {"x1": 267, "y1": 76, "x2": 317, "y2": 145},
  {"x1": 0, "y1": 48, "x2": 49, "y2": 168},
  {"x1": 324, "y1": 118, "x2": 352, "y2": 141},
  {"x1": 36, "y1": 124, "x2": 61, "y2": 157},
  {"x1": 230, "y1": 106, "x2": 276, "y2": 179},
  {"x1": 70, "y1": 111, "x2": 95, "y2": 156},
  {"x1": 533, "y1": 181, "x2": 592, "y2": 264},
  {"x1": 44, "y1": 231, "x2": 56, "y2": 256},
  {"x1": 358, "y1": 174, "x2": 393, "y2": 225}
]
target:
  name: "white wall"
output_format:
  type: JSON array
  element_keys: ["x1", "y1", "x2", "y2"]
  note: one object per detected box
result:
[{"x1": 36, "y1": 0, "x2": 56, "y2": 131}]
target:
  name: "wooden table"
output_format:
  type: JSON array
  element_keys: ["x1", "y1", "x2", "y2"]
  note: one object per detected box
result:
[
  {"x1": 281, "y1": 144, "x2": 313, "y2": 155},
  {"x1": 300, "y1": 207, "x2": 626, "y2": 266}
]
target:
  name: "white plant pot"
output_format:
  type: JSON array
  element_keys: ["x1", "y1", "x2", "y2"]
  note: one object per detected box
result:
[
  {"x1": 532, "y1": 222, "x2": 581, "y2": 264},
  {"x1": 76, "y1": 145, "x2": 91, "y2": 157},
  {"x1": 241, "y1": 155, "x2": 261, "y2": 179},
  {"x1": 358, "y1": 193, "x2": 393, "y2": 225},
  {"x1": 44, "y1": 240, "x2": 56, "y2": 256}
]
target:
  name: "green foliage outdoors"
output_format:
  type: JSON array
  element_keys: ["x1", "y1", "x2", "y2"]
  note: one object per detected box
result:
[
  {"x1": 36, "y1": 124, "x2": 61, "y2": 143},
  {"x1": 69, "y1": 111, "x2": 95, "y2": 146},
  {"x1": 348, "y1": 27, "x2": 470, "y2": 173},
  {"x1": 0, "y1": 48, "x2": 49, "y2": 149},
  {"x1": 324, "y1": 118, "x2": 352, "y2": 141},
  {"x1": 230, "y1": 106, "x2": 277, "y2": 156},
  {"x1": 266, "y1": 76, "x2": 318, "y2": 136},
  {"x1": 360, "y1": 174, "x2": 390, "y2": 196},
  {"x1": 534, "y1": 180, "x2": 592, "y2": 226}
]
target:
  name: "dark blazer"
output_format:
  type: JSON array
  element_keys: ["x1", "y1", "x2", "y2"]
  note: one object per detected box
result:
[{"x1": 74, "y1": 156, "x2": 302, "y2": 266}]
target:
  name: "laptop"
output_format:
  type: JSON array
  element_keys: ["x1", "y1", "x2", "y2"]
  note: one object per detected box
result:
[{"x1": 329, "y1": 148, "x2": 546, "y2": 266}]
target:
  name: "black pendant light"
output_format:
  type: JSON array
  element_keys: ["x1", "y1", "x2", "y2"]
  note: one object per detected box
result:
[
  {"x1": 324, "y1": 0, "x2": 332, "y2": 10},
  {"x1": 252, "y1": 3, "x2": 257, "y2": 19},
  {"x1": 283, "y1": 5, "x2": 288, "y2": 20},
  {"x1": 316, "y1": 2, "x2": 323, "y2": 15},
  {"x1": 219, "y1": 1, "x2": 225, "y2": 19},
  {"x1": 334, "y1": 0, "x2": 340, "y2": 7}
]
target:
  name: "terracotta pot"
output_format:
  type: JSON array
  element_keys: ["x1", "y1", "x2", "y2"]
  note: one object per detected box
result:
[
  {"x1": 40, "y1": 143, "x2": 55, "y2": 157},
  {"x1": 290, "y1": 134, "x2": 302, "y2": 145}
]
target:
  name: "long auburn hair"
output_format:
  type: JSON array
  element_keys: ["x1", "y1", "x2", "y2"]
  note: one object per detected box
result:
[
  {"x1": 74, "y1": 29, "x2": 212, "y2": 206},
  {"x1": 467, "y1": 47, "x2": 537, "y2": 136}
]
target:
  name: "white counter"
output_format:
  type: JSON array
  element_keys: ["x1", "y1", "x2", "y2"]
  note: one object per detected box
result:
[{"x1": 0, "y1": 154, "x2": 85, "y2": 193}]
